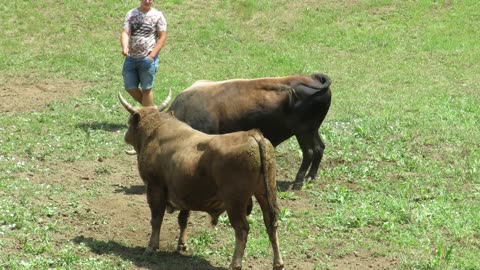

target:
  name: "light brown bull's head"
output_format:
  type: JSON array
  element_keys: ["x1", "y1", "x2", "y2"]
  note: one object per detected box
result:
[{"x1": 118, "y1": 90, "x2": 172, "y2": 149}]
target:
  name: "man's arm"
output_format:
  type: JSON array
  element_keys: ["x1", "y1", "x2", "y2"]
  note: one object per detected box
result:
[
  {"x1": 121, "y1": 29, "x2": 130, "y2": 56},
  {"x1": 148, "y1": 31, "x2": 167, "y2": 59}
]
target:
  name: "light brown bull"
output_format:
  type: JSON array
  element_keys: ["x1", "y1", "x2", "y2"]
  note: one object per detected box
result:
[{"x1": 119, "y1": 93, "x2": 284, "y2": 270}]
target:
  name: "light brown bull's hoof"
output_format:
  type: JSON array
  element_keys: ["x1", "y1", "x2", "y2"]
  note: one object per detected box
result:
[
  {"x1": 125, "y1": 149, "x2": 137, "y2": 155},
  {"x1": 143, "y1": 246, "x2": 156, "y2": 256},
  {"x1": 176, "y1": 244, "x2": 188, "y2": 252}
]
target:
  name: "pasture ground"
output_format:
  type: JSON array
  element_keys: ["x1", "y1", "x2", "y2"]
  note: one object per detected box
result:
[
  {"x1": 2, "y1": 81, "x2": 396, "y2": 269},
  {"x1": 1, "y1": 1, "x2": 479, "y2": 269}
]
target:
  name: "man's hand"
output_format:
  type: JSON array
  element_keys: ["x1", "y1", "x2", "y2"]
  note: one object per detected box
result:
[{"x1": 122, "y1": 48, "x2": 129, "y2": 57}]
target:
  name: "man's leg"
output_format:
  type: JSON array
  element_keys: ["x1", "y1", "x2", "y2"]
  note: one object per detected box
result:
[
  {"x1": 123, "y1": 57, "x2": 143, "y2": 104},
  {"x1": 127, "y1": 88, "x2": 143, "y2": 104},
  {"x1": 139, "y1": 56, "x2": 159, "y2": 107},
  {"x1": 141, "y1": 89, "x2": 154, "y2": 107}
]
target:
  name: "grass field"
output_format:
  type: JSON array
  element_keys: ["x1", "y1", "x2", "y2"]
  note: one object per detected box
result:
[{"x1": 1, "y1": 0, "x2": 479, "y2": 269}]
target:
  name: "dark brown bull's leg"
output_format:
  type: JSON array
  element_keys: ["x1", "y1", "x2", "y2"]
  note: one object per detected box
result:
[
  {"x1": 306, "y1": 132, "x2": 325, "y2": 180},
  {"x1": 145, "y1": 184, "x2": 166, "y2": 254},
  {"x1": 177, "y1": 210, "x2": 190, "y2": 252},
  {"x1": 227, "y1": 204, "x2": 250, "y2": 270},
  {"x1": 293, "y1": 133, "x2": 314, "y2": 190},
  {"x1": 255, "y1": 195, "x2": 285, "y2": 270}
]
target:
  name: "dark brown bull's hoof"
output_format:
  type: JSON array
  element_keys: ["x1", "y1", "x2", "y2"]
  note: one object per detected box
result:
[
  {"x1": 273, "y1": 264, "x2": 285, "y2": 270},
  {"x1": 292, "y1": 182, "x2": 303, "y2": 190},
  {"x1": 166, "y1": 204, "x2": 175, "y2": 213}
]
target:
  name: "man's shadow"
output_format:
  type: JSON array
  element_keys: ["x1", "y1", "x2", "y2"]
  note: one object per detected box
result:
[{"x1": 73, "y1": 236, "x2": 226, "y2": 270}]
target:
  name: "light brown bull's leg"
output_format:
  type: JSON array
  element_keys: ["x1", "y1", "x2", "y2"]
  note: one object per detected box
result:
[
  {"x1": 177, "y1": 210, "x2": 190, "y2": 252},
  {"x1": 227, "y1": 206, "x2": 249, "y2": 270},
  {"x1": 256, "y1": 195, "x2": 285, "y2": 270},
  {"x1": 145, "y1": 184, "x2": 166, "y2": 254}
]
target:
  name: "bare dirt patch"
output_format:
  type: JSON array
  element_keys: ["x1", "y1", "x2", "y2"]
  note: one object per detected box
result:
[
  {"x1": 0, "y1": 76, "x2": 88, "y2": 113},
  {"x1": 331, "y1": 249, "x2": 398, "y2": 270}
]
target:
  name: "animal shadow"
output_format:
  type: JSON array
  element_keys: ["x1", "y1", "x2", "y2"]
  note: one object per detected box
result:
[
  {"x1": 114, "y1": 181, "x2": 293, "y2": 195},
  {"x1": 72, "y1": 236, "x2": 226, "y2": 270},
  {"x1": 276, "y1": 179, "x2": 293, "y2": 192},
  {"x1": 113, "y1": 184, "x2": 146, "y2": 195},
  {"x1": 76, "y1": 122, "x2": 126, "y2": 133}
]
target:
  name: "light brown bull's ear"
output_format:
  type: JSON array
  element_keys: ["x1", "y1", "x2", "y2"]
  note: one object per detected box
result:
[
  {"x1": 127, "y1": 111, "x2": 141, "y2": 129},
  {"x1": 131, "y1": 112, "x2": 141, "y2": 127}
]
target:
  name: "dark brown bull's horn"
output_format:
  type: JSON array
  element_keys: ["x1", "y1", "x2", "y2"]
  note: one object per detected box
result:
[
  {"x1": 157, "y1": 89, "x2": 172, "y2": 112},
  {"x1": 118, "y1": 92, "x2": 139, "y2": 115}
]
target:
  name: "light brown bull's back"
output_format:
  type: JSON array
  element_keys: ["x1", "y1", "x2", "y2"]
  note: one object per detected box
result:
[{"x1": 136, "y1": 113, "x2": 265, "y2": 213}]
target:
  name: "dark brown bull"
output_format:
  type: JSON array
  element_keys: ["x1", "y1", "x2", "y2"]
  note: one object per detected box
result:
[
  {"x1": 168, "y1": 73, "x2": 332, "y2": 190},
  {"x1": 119, "y1": 93, "x2": 284, "y2": 270}
]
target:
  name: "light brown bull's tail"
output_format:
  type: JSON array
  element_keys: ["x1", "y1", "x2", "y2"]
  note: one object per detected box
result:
[{"x1": 250, "y1": 130, "x2": 279, "y2": 217}]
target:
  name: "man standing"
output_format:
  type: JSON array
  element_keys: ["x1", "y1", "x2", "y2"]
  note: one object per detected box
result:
[{"x1": 121, "y1": 0, "x2": 167, "y2": 107}]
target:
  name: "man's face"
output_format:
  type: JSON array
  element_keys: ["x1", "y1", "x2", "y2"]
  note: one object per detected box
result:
[{"x1": 140, "y1": 0, "x2": 153, "y2": 9}]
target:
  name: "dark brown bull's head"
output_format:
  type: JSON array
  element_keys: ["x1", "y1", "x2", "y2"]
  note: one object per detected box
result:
[{"x1": 118, "y1": 90, "x2": 172, "y2": 149}]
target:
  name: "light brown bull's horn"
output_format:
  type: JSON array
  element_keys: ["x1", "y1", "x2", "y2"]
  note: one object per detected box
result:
[
  {"x1": 118, "y1": 92, "x2": 139, "y2": 115},
  {"x1": 157, "y1": 89, "x2": 172, "y2": 112}
]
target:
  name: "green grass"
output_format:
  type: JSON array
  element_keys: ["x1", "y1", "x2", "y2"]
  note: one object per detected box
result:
[{"x1": 1, "y1": 0, "x2": 480, "y2": 269}]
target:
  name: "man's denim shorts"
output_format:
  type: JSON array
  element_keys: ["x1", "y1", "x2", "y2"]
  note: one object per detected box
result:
[{"x1": 122, "y1": 55, "x2": 159, "y2": 91}]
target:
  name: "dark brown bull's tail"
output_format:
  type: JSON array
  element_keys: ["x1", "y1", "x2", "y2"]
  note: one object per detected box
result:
[{"x1": 250, "y1": 130, "x2": 279, "y2": 216}]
